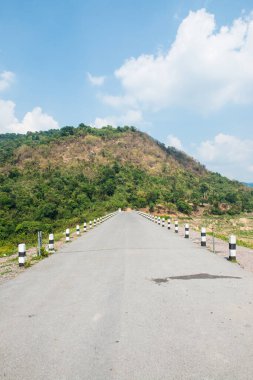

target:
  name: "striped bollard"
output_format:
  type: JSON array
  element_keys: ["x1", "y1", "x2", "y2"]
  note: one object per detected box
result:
[
  {"x1": 84, "y1": 222, "x2": 87, "y2": 232},
  {"x1": 155, "y1": 216, "x2": 157, "y2": 223},
  {"x1": 175, "y1": 221, "x2": 178, "y2": 233},
  {"x1": 201, "y1": 227, "x2": 206, "y2": 246},
  {"x1": 168, "y1": 219, "x2": 171, "y2": 230},
  {"x1": 18, "y1": 243, "x2": 26, "y2": 267},
  {"x1": 89, "y1": 221, "x2": 92, "y2": 229},
  {"x1": 162, "y1": 218, "x2": 165, "y2": 227},
  {"x1": 76, "y1": 225, "x2": 80, "y2": 236},
  {"x1": 49, "y1": 233, "x2": 54, "y2": 251},
  {"x1": 185, "y1": 223, "x2": 189, "y2": 238},
  {"x1": 158, "y1": 217, "x2": 161, "y2": 225},
  {"x1": 94, "y1": 219, "x2": 96, "y2": 227},
  {"x1": 229, "y1": 235, "x2": 236, "y2": 261},
  {"x1": 66, "y1": 228, "x2": 70, "y2": 242}
]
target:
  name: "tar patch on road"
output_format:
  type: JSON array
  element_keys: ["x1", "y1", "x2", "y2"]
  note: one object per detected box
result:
[
  {"x1": 151, "y1": 273, "x2": 241, "y2": 285},
  {"x1": 152, "y1": 278, "x2": 169, "y2": 285}
]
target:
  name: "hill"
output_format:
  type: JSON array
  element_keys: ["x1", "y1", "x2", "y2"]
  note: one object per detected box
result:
[{"x1": 0, "y1": 124, "x2": 252, "y2": 251}]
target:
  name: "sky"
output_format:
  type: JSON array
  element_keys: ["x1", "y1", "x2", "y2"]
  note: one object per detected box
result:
[{"x1": 0, "y1": 0, "x2": 253, "y2": 181}]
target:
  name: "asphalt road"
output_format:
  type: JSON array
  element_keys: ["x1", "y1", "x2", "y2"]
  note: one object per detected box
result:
[{"x1": 1, "y1": 211, "x2": 253, "y2": 380}]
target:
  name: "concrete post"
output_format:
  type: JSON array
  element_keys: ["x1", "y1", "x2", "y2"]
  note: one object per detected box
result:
[
  {"x1": 185, "y1": 223, "x2": 189, "y2": 238},
  {"x1": 66, "y1": 228, "x2": 70, "y2": 242},
  {"x1": 175, "y1": 221, "x2": 179, "y2": 233},
  {"x1": 49, "y1": 233, "x2": 54, "y2": 251},
  {"x1": 201, "y1": 227, "x2": 206, "y2": 246},
  {"x1": 18, "y1": 243, "x2": 26, "y2": 267},
  {"x1": 229, "y1": 235, "x2": 236, "y2": 261}
]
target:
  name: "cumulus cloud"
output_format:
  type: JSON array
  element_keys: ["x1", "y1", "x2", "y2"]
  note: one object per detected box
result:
[
  {"x1": 166, "y1": 134, "x2": 183, "y2": 150},
  {"x1": 0, "y1": 71, "x2": 15, "y2": 92},
  {"x1": 93, "y1": 109, "x2": 142, "y2": 128},
  {"x1": 101, "y1": 9, "x2": 253, "y2": 112},
  {"x1": 0, "y1": 100, "x2": 59, "y2": 134},
  {"x1": 0, "y1": 99, "x2": 18, "y2": 130},
  {"x1": 196, "y1": 133, "x2": 253, "y2": 181},
  {"x1": 87, "y1": 72, "x2": 105, "y2": 86}
]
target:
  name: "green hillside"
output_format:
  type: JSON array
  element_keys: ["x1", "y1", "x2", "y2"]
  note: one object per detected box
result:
[{"x1": 0, "y1": 124, "x2": 252, "y2": 252}]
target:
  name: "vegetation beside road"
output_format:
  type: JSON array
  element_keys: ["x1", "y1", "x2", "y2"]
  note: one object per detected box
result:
[{"x1": 0, "y1": 124, "x2": 253, "y2": 256}]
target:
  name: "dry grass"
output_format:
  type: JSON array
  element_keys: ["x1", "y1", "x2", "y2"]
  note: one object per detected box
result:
[{"x1": 12, "y1": 132, "x2": 181, "y2": 176}]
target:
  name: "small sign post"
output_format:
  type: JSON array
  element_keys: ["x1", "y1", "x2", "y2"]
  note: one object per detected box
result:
[{"x1": 38, "y1": 231, "x2": 42, "y2": 256}]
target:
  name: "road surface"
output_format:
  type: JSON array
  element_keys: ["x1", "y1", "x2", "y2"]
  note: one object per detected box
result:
[{"x1": 1, "y1": 211, "x2": 253, "y2": 380}]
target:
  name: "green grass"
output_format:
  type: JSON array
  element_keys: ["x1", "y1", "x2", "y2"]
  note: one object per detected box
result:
[{"x1": 0, "y1": 244, "x2": 16, "y2": 258}]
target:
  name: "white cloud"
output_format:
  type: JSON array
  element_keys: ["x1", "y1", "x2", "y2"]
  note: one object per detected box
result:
[
  {"x1": 0, "y1": 69, "x2": 59, "y2": 134},
  {"x1": 102, "y1": 9, "x2": 253, "y2": 113},
  {"x1": 0, "y1": 100, "x2": 59, "y2": 134},
  {"x1": 166, "y1": 134, "x2": 183, "y2": 150},
  {"x1": 101, "y1": 94, "x2": 135, "y2": 108},
  {"x1": 0, "y1": 99, "x2": 18, "y2": 130},
  {"x1": 12, "y1": 107, "x2": 59, "y2": 133},
  {"x1": 0, "y1": 71, "x2": 15, "y2": 92},
  {"x1": 87, "y1": 72, "x2": 105, "y2": 86},
  {"x1": 196, "y1": 133, "x2": 253, "y2": 181},
  {"x1": 93, "y1": 109, "x2": 142, "y2": 128}
]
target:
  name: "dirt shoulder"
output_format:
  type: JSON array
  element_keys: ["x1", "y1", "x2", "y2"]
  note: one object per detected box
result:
[
  {"x1": 176, "y1": 226, "x2": 253, "y2": 273},
  {"x1": 0, "y1": 233, "x2": 79, "y2": 285}
]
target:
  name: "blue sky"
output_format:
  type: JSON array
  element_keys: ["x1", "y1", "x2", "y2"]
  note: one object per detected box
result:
[{"x1": 0, "y1": 0, "x2": 253, "y2": 181}]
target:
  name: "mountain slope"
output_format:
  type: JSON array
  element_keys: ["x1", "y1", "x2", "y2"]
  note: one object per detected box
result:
[{"x1": 0, "y1": 124, "x2": 252, "y2": 249}]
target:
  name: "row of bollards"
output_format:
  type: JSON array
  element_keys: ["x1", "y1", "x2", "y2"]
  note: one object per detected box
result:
[
  {"x1": 18, "y1": 211, "x2": 118, "y2": 267},
  {"x1": 137, "y1": 211, "x2": 237, "y2": 262}
]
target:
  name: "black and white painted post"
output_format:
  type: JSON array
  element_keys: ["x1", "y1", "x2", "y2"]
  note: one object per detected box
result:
[
  {"x1": 66, "y1": 228, "x2": 70, "y2": 242},
  {"x1": 83, "y1": 222, "x2": 87, "y2": 232},
  {"x1": 18, "y1": 243, "x2": 26, "y2": 267},
  {"x1": 155, "y1": 216, "x2": 158, "y2": 223},
  {"x1": 162, "y1": 218, "x2": 165, "y2": 227},
  {"x1": 49, "y1": 233, "x2": 54, "y2": 251},
  {"x1": 94, "y1": 219, "x2": 96, "y2": 227},
  {"x1": 184, "y1": 223, "x2": 189, "y2": 238},
  {"x1": 201, "y1": 227, "x2": 206, "y2": 246},
  {"x1": 158, "y1": 217, "x2": 161, "y2": 225},
  {"x1": 76, "y1": 225, "x2": 80, "y2": 236},
  {"x1": 89, "y1": 221, "x2": 92, "y2": 229},
  {"x1": 175, "y1": 220, "x2": 179, "y2": 233},
  {"x1": 229, "y1": 235, "x2": 237, "y2": 261},
  {"x1": 167, "y1": 219, "x2": 171, "y2": 230}
]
